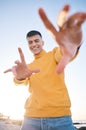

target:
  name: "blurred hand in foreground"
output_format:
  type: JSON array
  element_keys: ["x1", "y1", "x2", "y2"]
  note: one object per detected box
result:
[{"x1": 38, "y1": 5, "x2": 86, "y2": 73}]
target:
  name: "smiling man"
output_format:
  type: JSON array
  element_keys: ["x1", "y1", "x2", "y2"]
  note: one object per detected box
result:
[
  {"x1": 4, "y1": 30, "x2": 77, "y2": 130},
  {"x1": 27, "y1": 31, "x2": 44, "y2": 55},
  {"x1": 4, "y1": 4, "x2": 86, "y2": 130}
]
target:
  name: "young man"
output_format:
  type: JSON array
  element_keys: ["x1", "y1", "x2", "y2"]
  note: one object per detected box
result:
[
  {"x1": 4, "y1": 30, "x2": 76, "y2": 130},
  {"x1": 4, "y1": 4, "x2": 86, "y2": 130}
]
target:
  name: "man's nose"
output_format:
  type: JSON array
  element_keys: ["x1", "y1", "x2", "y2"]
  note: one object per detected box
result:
[{"x1": 32, "y1": 41, "x2": 36, "y2": 46}]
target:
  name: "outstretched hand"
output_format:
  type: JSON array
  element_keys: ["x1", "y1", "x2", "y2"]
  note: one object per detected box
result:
[
  {"x1": 4, "y1": 48, "x2": 40, "y2": 80},
  {"x1": 38, "y1": 5, "x2": 86, "y2": 73}
]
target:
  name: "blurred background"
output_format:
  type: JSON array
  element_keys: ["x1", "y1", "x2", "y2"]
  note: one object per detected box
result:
[{"x1": 0, "y1": 0, "x2": 86, "y2": 121}]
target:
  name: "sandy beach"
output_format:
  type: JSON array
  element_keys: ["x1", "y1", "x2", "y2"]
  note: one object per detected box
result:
[{"x1": 0, "y1": 120, "x2": 21, "y2": 130}]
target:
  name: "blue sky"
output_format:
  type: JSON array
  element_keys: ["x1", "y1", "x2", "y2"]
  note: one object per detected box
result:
[{"x1": 0, "y1": 0, "x2": 86, "y2": 120}]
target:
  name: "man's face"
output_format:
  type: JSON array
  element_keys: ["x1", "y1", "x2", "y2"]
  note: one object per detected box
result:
[{"x1": 27, "y1": 34, "x2": 44, "y2": 55}]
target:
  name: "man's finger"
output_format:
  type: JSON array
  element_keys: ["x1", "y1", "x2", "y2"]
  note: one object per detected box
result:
[
  {"x1": 68, "y1": 12, "x2": 86, "y2": 27},
  {"x1": 15, "y1": 60, "x2": 21, "y2": 65},
  {"x1": 38, "y1": 8, "x2": 58, "y2": 38},
  {"x1": 18, "y1": 47, "x2": 26, "y2": 64},
  {"x1": 57, "y1": 4, "x2": 70, "y2": 28},
  {"x1": 31, "y1": 69, "x2": 40, "y2": 74},
  {"x1": 4, "y1": 69, "x2": 12, "y2": 73}
]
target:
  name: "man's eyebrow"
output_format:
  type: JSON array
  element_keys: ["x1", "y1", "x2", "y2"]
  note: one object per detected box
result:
[
  {"x1": 28, "y1": 38, "x2": 40, "y2": 43},
  {"x1": 34, "y1": 39, "x2": 40, "y2": 41}
]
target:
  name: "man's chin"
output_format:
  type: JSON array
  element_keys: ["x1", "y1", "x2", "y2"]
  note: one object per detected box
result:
[
  {"x1": 34, "y1": 52, "x2": 40, "y2": 55},
  {"x1": 32, "y1": 50, "x2": 42, "y2": 55}
]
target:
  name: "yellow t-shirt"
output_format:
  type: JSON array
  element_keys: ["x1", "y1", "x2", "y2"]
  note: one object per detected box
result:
[{"x1": 14, "y1": 47, "x2": 72, "y2": 117}]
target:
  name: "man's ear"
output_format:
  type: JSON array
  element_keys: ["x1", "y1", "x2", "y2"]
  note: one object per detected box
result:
[{"x1": 42, "y1": 41, "x2": 44, "y2": 46}]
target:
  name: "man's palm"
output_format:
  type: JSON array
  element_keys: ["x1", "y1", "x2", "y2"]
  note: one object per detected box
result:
[{"x1": 38, "y1": 5, "x2": 86, "y2": 73}]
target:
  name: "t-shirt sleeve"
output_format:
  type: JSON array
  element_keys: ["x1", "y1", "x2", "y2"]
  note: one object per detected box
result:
[
  {"x1": 13, "y1": 77, "x2": 29, "y2": 86},
  {"x1": 53, "y1": 46, "x2": 79, "y2": 63},
  {"x1": 53, "y1": 47, "x2": 63, "y2": 63}
]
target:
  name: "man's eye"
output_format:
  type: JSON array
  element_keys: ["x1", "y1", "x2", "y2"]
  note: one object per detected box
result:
[
  {"x1": 35, "y1": 40, "x2": 39, "y2": 42},
  {"x1": 29, "y1": 41, "x2": 32, "y2": 44}
]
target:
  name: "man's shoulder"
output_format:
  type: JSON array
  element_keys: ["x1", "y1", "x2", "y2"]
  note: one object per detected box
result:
[{"x1": 47, "y1": 47, "x2": 60, "y2": 54}]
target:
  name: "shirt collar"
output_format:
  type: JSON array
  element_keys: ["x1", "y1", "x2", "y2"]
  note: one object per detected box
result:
[{"x1": 34, "y1": 50, "x2": 46, "y2": 59}]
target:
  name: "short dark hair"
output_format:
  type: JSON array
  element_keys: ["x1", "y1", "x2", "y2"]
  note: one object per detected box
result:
[{"x1": 26, "y1": 30, "x2": 42, "y2": 38}]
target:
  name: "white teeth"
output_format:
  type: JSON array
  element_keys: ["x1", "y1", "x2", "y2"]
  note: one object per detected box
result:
[
  {"x1": 33, "y1": 48, "x2": 37, "y2": 51},
  {"x1": 32, "y1": 47, "x2": 38, "y2": 51}
]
